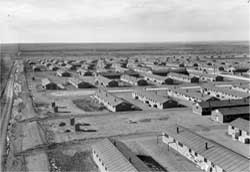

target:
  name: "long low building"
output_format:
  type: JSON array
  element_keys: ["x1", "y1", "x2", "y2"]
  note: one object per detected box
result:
[
  {"x1": 226, "y1": 66, "x2": 249, "y2": 74},
  {"x1": 113, "y1": 63, "x2": 128, "y2": 73},
  {"x1": 192, "y1": 98, "x2": 250, "y2": 115},
  {"x1": 228, "y1": 118, "x2": 250, "y2": 144},
  {"x1": 95, "y1": 75, "x2": 119, "y2": 87},
  {"x1": 68, "y1": 78, "x2": 93, "y2": 88},
  {"x1": 211, "y1": 106, "x2": 250, "y2": 123},
  {"x1": 98, "y1": 71, "x2": 122, "y2": 79},
  {"x1": 142, "y1": 73, "x2": 174, "y2": 85},
  {"x1": 231, "y1": 83, "x2": 250, "y2": 93},
  {"x1": 56, "y1": 69, "x2": 71, "y2": 77},
  {"x1": 190, "y1": 72, "x2": 224, "y2": 82},
  {"x1": 166, "y1": 87, "x2": 219, "y2": 103},
  {"x1": 151, "y1": 67, "x2": 188, "y2": 76},
  {"x1": 132, "y1": 89, "x2": 178, "y2": 109},
  {"x1": 162, "y1": 126, "x2": 249, "y2": 172},
  {"x1": 92, "y1": 138, "x2": 151, "y2": 172},
  {"x1": 201, "y1": 85, "x2": 249, "y2": 100},
  {"x1": 168, "y1": 72, "x2": 199, "y2": 83},
  {"x1": 48, "y1": 65, "x2": 59, "y2": 71},
  {"x1": 81, "y1": 63, "x2": 95, "y2": 70},
  {"x1": 132, "y1": 66, "x2": 152, "y2": 74},
  {"x1": 94, "y1": 89, "x2": 132, "y2": 112},
  {"x1": 77, "y1": 68, "x2": 93, "y2": 76},
  {"x1": 41, "y1": 78, "x2": 58, "y2": 90},
  {"x1": 121, "y1": 74, "x2": 148, "y2": 86},
  {"x1": 32, "y1": 65, "x2": 42, "y2": 72},
  {"x1": 44, "y1": 62, "x2": 52, "y2": 67},
  {"x1": 58, "y1": 61, "x2": 66, "y2": 66}
]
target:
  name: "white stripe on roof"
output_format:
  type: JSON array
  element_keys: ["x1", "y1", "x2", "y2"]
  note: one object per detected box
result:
[
  {"x1": 165, "y1": 126, "x2": 249, "y2": 172},
  {"x1": 92, "y1": 138, "x2": 139, "y2": 172}
]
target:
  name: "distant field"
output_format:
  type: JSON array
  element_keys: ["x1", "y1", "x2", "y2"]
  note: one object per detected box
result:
[
  {"x1": 1, "y1": 43, "x2": 17, "y2": 95},
  {"x1": 1, "y1": 41, "x2": 249, "y2": 56},
  {"x1": 0, "y1": 55, "x2": 12, "y2": 95},
  {"x1": 17, "y1": 41, "x2": 250, "y2": 51}
]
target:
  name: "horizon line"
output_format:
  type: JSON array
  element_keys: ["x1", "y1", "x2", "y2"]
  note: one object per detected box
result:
[{"x1": 1, "y1": 40, "x2": 249, "y2": 45}]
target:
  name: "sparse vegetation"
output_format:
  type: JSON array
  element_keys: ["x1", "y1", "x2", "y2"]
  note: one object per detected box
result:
[
  {"x1": 72, "y1": 97, "x2": 106, "y2": 112},
  {"x1": 139, "y1": 118, "x2": 152, "y2": 123},
  {"x1": 2, "y1": 42, "x2": 250, "y2": 172},
  {"x1": 157, "y1": 116, "x2": 169, "y2": 121},
  {"x1": 0, "y1": 55, "x2": 12, "y2": 94},
  {"x1": 59, "y1": 122, "x2": 66, "y2": 127},
  {"x1": 137, "y1": 155, "x2": 167, "y2": 171},
  {"x1": 48, "y1": 151, "x2": 98, "y2": 172}
]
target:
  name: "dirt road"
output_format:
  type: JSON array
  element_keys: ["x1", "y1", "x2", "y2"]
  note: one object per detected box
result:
[{"x1": 0, "y1": 67, "x2": 15, "y2": 172}]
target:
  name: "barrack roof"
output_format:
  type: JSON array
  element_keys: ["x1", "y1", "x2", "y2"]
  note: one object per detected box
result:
[
  {"x1": 197, "y1": 98, "x2": 250, "y2": 109},
  {"x1": 215, "y1": 106, "x2": 250, "y2": 116},
  {"x1": 95, "y1": 88, "x2": 124, "y2": 106},
  {"x1": 133, "y1": 89, "x2": 170, "y2": 104},
  {"x1": 164, "y1": 126, "x2": 250, "y2": 172},
  {"x1": 230, "y1": 118, "x2": 250, "y2": 133},
  {"x1": 92, "y1": 138, "x2": 139, "y2": 172},
  {"x1": 202, "y1": 85, "x2": 249, "y2": 98}
]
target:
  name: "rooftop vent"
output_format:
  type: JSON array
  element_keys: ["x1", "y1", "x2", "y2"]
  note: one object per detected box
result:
[{"x1": 205, "y1": 142, "x2": 208, "y2": 150}]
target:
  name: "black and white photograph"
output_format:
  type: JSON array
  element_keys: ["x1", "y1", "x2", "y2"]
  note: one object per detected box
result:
[{"x1": 0, "y1": 0, "x2": 249, "y2": 171}]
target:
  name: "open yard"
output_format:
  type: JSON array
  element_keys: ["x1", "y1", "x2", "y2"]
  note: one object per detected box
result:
[
  {"x1": 42, "y1": 108, "x2": 222, "y2": 143},
  {"x1": 22, "y1": 121, "x2": 47, "y2": 151},
  {"x1": 25, "y1": 152, "x2": 49, "y2": 172}
]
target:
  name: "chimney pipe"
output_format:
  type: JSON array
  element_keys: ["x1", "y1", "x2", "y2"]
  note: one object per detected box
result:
[
  {"x1": 205, "y1": 142, "x2": 208, "y2": 150},
  {"x1": 177, "y1": 127, "x2": 179, "y2": 134},
  {"x1": 51, "y1": 102, "x2": 56, "y2": 108},
  {"x1": 54, "y1": 106, "x2": 58, "y2": 113},
  {"x1": 129, "y1": 157, "x2": 132, "y2": 163}
]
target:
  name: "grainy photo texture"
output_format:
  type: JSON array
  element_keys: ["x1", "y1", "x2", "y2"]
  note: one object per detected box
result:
[{"x1": 0, "y1": 0, "x2": 249, "y2": 172}]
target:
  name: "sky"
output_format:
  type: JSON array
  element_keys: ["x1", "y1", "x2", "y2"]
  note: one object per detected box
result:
[{"x1": 0, "y1": 0, "x2": 249, "y2": 43}]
